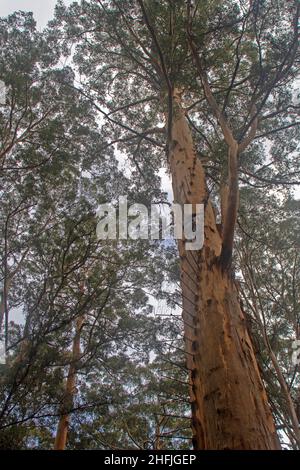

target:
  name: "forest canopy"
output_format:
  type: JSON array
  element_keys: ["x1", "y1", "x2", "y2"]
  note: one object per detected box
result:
[{"x1": 0, "y1": 0, "x2": 299, "y2": 451}]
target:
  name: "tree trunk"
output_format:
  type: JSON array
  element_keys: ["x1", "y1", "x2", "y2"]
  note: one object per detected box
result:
[
  {"x1": 0, "y1": 278, "x2": 10, "y2": 335},
  {"x1": 0, "y1": 286, "x2": 6, "y2": 335},
  {"x1": 168, "y1": 92, "x2": 280, "y2": 449},
  {"x1": 54, "y1": 315, "x2": 84, "y2": 450}
]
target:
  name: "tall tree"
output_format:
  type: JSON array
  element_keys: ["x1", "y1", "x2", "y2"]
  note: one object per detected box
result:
[
  {"x1": 0, "y1": 11, "x2": 180, "y2": 450},
  {"x1": 53, "y1": 0, "x2": 299, "y2": 449}
]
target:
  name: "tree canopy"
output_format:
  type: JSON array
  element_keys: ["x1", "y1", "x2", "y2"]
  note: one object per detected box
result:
[{"x1": 0, "y1": 0, "x2": 299, "y2": 450}]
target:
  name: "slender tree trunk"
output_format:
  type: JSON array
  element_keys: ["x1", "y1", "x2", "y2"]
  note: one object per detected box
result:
[
  {"x1": 168, "y1": 92, "x2": 280, "y2": 449},
  {"x1": 0, "y1": 286, "x2": 6, "y2": 333},
  {"x1": 154, "y1": 422, "x2": 162, "y2": 450},
  {"x1": 54, "y1": 315, "x2": 84, "y2": 450},
  {"x1": 0, "y1": 278, "x2": 10, "y2": 356},
  {"x1": 1, "y1": 247, "x2": 29, "y2": 343}
]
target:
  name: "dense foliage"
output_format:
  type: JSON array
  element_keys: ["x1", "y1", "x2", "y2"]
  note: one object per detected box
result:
[{"x1": 0, "y1": 0, "x2": 299, "y2": 449}]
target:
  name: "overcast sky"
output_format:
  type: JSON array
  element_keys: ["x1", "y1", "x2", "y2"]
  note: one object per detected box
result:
[{"x1": 0, "y1": 0, "x2": 72, "y2": 29}]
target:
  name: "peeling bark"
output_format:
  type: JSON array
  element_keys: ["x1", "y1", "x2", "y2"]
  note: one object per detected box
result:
[{"x1": 168, "y1": 92, "x2": 280, "y2": 449}]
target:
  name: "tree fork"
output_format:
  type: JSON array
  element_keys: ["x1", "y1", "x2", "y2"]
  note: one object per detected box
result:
[{"x1": 168, "y1": 91, "x2": 280, "y2": 449}]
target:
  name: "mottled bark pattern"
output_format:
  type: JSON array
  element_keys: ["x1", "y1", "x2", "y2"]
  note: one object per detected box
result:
[{"x1": 168, "y1": 93, "x2": 280, "y2": 450}]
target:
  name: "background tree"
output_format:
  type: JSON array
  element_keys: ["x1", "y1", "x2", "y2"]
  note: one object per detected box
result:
[
  {"x1": 50, "y1": 0, "x2": 299, "y2": 449},
  {"x1": 0, "y1": 10, "x2": 189, "y2": 450},
  {"x1": 237, "y1": 189, "x2": 300, "y2": 449},
  {"x1": 1, "y1": 0, "x2": 300, "y2": 450}
]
